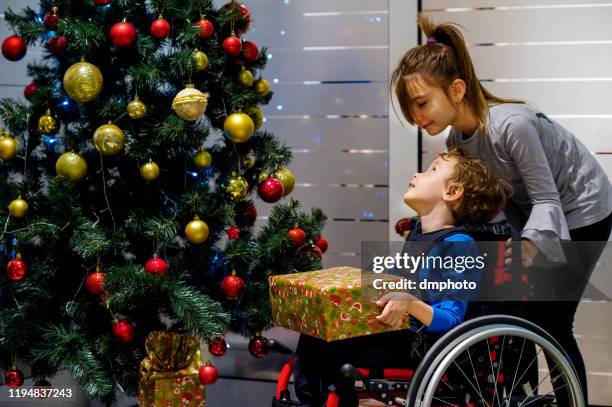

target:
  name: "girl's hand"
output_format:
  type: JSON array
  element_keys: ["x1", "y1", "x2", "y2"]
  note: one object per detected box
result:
[
  {"x1": 375, "y1": 292, "x2": 417, "y2": 329},
  {"x1": 504, "y1": 238, "x2": 540, "y2": 268}
]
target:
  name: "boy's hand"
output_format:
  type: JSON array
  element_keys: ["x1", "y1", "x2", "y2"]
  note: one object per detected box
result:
[
  {"x1": 505, "y1": 238, "x2": 540, "y2": 268},
  {"x1": 375, "y1": 292, "x2": 417, "y2": 329}
]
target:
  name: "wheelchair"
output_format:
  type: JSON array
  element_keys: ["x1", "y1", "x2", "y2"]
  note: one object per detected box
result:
[
  {"x1": 269, "y1": 219, "x2": 585, "y2": 406},
  {"x1": 269, "y1": 313, "x2": 584, "y2": 406}
]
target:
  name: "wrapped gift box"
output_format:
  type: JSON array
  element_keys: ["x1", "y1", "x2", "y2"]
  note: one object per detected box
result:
[
  {"x1": 269, "y1": 267, "x2": 409, "y2": 341},
  {"x1": 138, "y1": 331, "x2": 205, "y2": 407}
]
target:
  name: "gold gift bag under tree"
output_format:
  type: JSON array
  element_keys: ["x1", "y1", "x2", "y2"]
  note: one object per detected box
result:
[
  {"x1": 138, "y1": 331, "x2": 205, "y2": 407},
  {"x1": 269, "y1": 266, "x2": 409, "y2": 341}
]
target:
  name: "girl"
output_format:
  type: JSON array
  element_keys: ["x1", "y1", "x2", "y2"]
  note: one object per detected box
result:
[{"x1": 391, "y1": 14, "x2": 612, "y2": 403}]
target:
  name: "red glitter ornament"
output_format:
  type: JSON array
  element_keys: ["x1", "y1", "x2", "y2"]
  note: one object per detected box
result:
[
  {"x1": 220, "y1": 271, "x2": 245, "y2": 299},
  {"x1": 195, "y1": 18, "x2": 214, "y2": 39},
  {"x1": 314, "y1": 236, "x2": 328, "y2": 253},
  {"x1": 241, "y1": 40, "x2": 258, "y2": 62},
  {"x1": 258, "y1": 178, "x2": 284, "y2": 203},
  {"x1": 208, "y1": 337, "x2": 228, "y2": 356},
  {"x1": 145, "y1": 254, "x2": 168, "y2": 275},
  {"x1": 222, "y1": 35, "x2": 242, "y2": 56},
  {"x1": 198, "y1": 361, "x2": 219, "y2": 385},
  {"x1": 7, "y1": 253, "x2": 27, "y2": 281},
  {"x1": 110, "y1": 21, "x2": 137, "y2": 48},
  {"x1": 48, "y1": 36, "x2": 68, "y2": 56},
  {"x1": 150, "y1": 17, "x2": 171, "y2": 39},
  {"x1": 43, "y1": 7, "x2": 60, "y2": 30},
  {"x1": 112, "y1": 319, "x2": 135, "y2": 343},
  {"x1": 4, "y1": 369, "x2": 24, "y2": 387},
  {"x1": 248, "y1": 334, "x2": 269, "y2": 358},
  {"x1": 287, "y1": 227, "x2": 306, "y2": 246},
  {"x1": 85, "y1": 267, "x2": 105, "y2": 295}
]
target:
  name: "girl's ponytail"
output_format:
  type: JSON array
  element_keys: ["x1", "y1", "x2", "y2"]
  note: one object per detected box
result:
[{"x1": 391, "y1": 14, "x2": 525, "y2": 132}]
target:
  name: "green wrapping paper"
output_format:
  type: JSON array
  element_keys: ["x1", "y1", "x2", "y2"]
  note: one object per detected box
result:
[
  {"x1": 269, "y1": 267, "x2": 409, "y2": 341},
  {"x1": 138, "y1": 331, "x2": 205, "y2": 407}
]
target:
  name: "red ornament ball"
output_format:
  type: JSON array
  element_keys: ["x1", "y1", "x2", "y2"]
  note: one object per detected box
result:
[
  {"x1": 43, "y1": 8, "x2": 60, "y2": 30},
  {"x1": 110, "y1": 21, "x2": 137, "y2": 48},
  {"x1": 237, "y1": 200, "x2": 257, "y2": 226},
  {"x1": 296, "y1": 244, "x2": 323, "y2": 261},
  {"x1": 222, "y1": 36, "x2": 242, "y2": 56},
  {"x1": 4, "y1": 369, "x2": 24, "y2": 387},
  {"x1": 314, "y1": 236, "x2": 328, "y2": 253},
  {"x1": 24, "y1": 82, "x2": 37, "y2": 101},
  {"x1": 287, "y1": 227, "x2": 306, "y2": 246},
  {"x1": 226, "y1": 225, "x2": 240, "y2": 240},
  {"x1": 198, "y1": 362, "x2": 219, "y2": 385},
  {"x1": 7, "y1": 255, "x2": 27, "y2": 281},
  {"x1": 248, "y1": 335, "x2": 269, "y2": 358},
  {"x1": 145, "y1": 255, "x2": 168, "y2": 275},
  {"x1": 93, "y1": 0, "x2": 112, "y2": 5},
  {"x1": 221, "y1": 272, "x2": 245, "y2": 299},
  {"x1": 85, "y1": 270, "x2": 105, "y2": 295},
  {"x1": 208, "y1": 337, "x2": 228, "y2": 356},
  {"x1": 48, "y1": 36, "x2": 68, "y2": 56},
  {"x1": 112, "y1": 319, "x2": 135, "y2": 343},
  {"x1": 2, "y1": 35, "x2": 27, "y2": 61},
  {"x1": 150, "y1": 17, "x2": 171, "y2": 39},
  {"x1": 196, "y1": 18, "x2": 214, "y2": 39},
  {"x1": 242, "y1": 40, "x2": 259, "y2": 63},
  {"x1": 258, "y1": 178, "x2": 284, "y2": 203}
]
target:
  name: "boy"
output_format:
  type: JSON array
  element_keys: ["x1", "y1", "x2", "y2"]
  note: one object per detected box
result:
[{"x1": 294, "y1": 148, "x2": 511, "y2": 407}]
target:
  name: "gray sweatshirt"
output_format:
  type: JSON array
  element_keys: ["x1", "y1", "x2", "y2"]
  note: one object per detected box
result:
[{"x1": 446, "y1": 103, "x2": 612, "y2": 262}]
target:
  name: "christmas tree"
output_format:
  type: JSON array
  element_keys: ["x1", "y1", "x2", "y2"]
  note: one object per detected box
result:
[{"x1": 0, "y1": 0, "x2": 327, "y2": 403}]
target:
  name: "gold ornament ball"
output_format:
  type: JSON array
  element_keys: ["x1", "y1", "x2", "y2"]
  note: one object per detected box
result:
[
  {"x1": 273, "y1": 167, "x2": 296, "y2": 196},
  {"x1": 192, "y1": 50, "x2": 209, "y2": 71},
  {"x1": 93, "y1": 122, "x2": 125, "y2": 156},
  {"x1": 254, "y1": 78, "x2": 270, "y2": 96},
  {"x1": 127, "y1": 96, "x2": 146, "y2": 119},
  {"x1": 140, "y1": 160, "x2": 160, "y2": 181},
  {"x1": 193, "y1": 148, "x2": 212, "y2": 168},
  {"x1": 224, "y1": 174, "x2": 249, "y2": 202},
  {"x1": 238, "y1": 68, "x2": 254, "y2": 87},
  {"x1": 56, "y1": 151, "x2": 88, "y2": 182},
  {"x1": 172, "y1": 84, "x2": 208, "y2": 121},
  {"x1": 245, "y1": 106, "x2": 263, "y2": 130},
  {"x1": 63, "y1": 59, "x2": 104, "y2": 102},
  {"x1": 224, "y1": 113, "x2": 254, "y2": 143},
  {"x1": 0, "y1": 131, "x2": 18, "y2": 160},
  {"x1": 257, "y1": 171, "x2": 269, "y2": 184},
  {"x1": 242, "y1": 151, "x2": 256, "y2": 170},
  {"x1": 8, "y1": 196, "x2": 28, "y2": 218},
  {"x1": 38, "y1": 109, "x2": 58, "y2": 134},
  {"x1": 185, "y1": 216, "x2": 209, "y2": 244}
]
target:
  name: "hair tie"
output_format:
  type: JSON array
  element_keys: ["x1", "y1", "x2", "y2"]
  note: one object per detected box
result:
[{"x1": 426, "y1": 37, "x2": 437, "y2": 44}]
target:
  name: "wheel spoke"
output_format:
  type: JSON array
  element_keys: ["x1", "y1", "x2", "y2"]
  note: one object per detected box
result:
[
  {"x1": 467, "y1": 345, "x2": 487, "y2": 406},
  {"x1": 486, "y1": 337, "x2": 503, "y2": 407},
  {"x1": 502, "y1": 345, "x2": 542, "y2": 404},
  {"x1": 518, "y1": 361, "x2": 559, "y2": 405},
  {"x1": 431, "y1": 396, "x2": 460, "y2": 407},
  {"x1": 491, "y1": 336, "x2": 506, "y2": 407},
  {"x1": 519, "y1": 382, "x2": 568, "y2": 407},
  {"x1": 451, "y1": 356, "x2": 488, "y2": 404},
  {"x1": 505, "y1": 337, "x2": 526, "y2": 405}
]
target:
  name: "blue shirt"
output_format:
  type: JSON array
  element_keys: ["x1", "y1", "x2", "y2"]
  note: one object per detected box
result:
[{"x1": 418, "y1": 233, "x2": 482, "y2": 334}]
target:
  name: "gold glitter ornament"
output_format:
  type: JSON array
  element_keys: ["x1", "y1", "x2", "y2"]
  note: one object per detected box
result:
[
  {"x1": 192, "y1": 50, "x2": 209, "y2": 71},
  {"x1": 63, "y1": 59, "x2": 103, "y2": 102},
  {"x1": 38, "y1": 109, "x2": 58, "y2": 134},
  {"x1": 92, "y1": 122, "x2": 125, "y2": 156},
  {"x1": 242, "y1": 151, "x2": 256, "y2": 170},
  {"x1": 140, "y1": 159, "x2": 160, "y2": 181},
  {"x1": 0, "y1": 129, "x2": 18, "y2": 160},
  {"x1": 237, "y1": 67, "x2": 254, "y2": 87},
  {"x1": 273, "y1": 167, "x2": 296, "y2": 196},
  {"x1": 185, "y1": 215, "x2": 209, "y2": 244},
  {"x1": 8, "y1": 195, "x2": 28, "y2": 218},
  {"x1": 127, "y1": 96, "x2": 146, "y2": 119},
  {"x1": 245, "y1": 106, "x2": 263, "y2": 130},
  {"x1": 56, "y1": 151, "x2": 87, "y2": 182},
  {"x1": 193, "y1": 147, "x2": 212, "y2": 168},
  {"x1": 224, "y1": 113, "x2": 254, "y2": 143},
  {"x1": 224, "y1": 173, "x2": 249, "y2": 202},
  {"x1": 172, "y1": 84, "x2": 208, "y2": 121},
  {"x1": 254, "y1": 78, "x2": 270, "y2": 96}
]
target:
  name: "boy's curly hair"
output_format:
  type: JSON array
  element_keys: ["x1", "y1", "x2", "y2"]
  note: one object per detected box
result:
[{"x1": 442, "y1": 148, "x2": 512, "y2": 224}]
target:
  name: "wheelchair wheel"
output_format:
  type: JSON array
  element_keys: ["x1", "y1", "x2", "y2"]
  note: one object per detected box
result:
[{"x1": 406, "y1": 315, "x2": 584, "y2": 407}]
